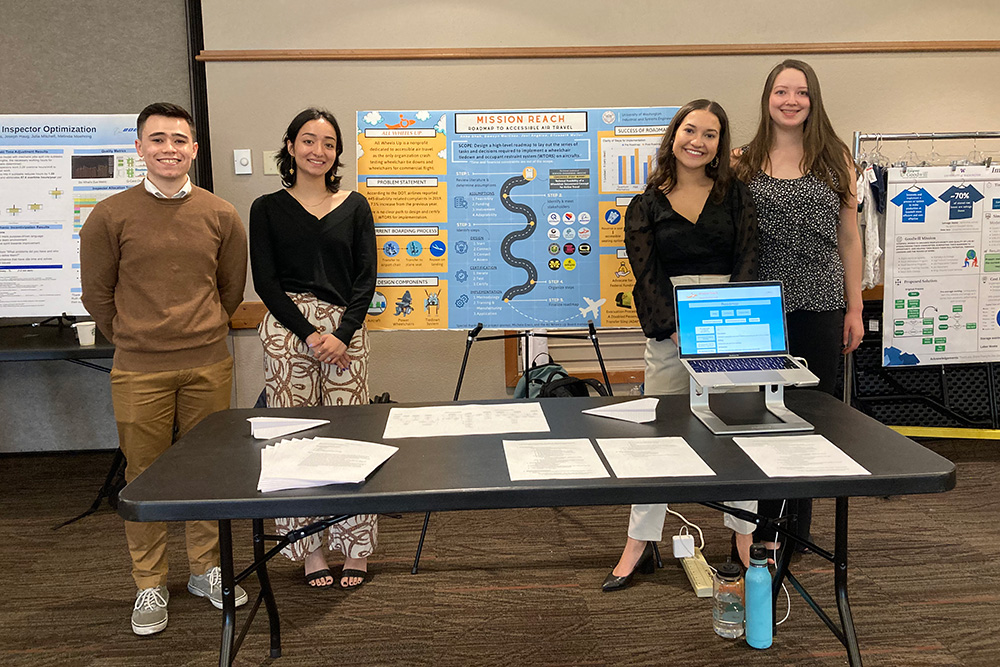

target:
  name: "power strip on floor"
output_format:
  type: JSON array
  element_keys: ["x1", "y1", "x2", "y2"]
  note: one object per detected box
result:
[{"x1": 680, "y1": 547, "x2": 714, "y2": 598}]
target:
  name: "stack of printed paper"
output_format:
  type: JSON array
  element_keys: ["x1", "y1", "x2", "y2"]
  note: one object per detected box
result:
[{"x1": 257, "y1": 437, "x2": 398, "y2": 492}]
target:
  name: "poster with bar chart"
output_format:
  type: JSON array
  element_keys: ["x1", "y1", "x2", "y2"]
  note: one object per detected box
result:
[
  {"x1": 357, "y1": 106, "x2": 678, "y2": 331},
  {"x1": 600, "y1": 136, "x2": 659, "y2": 194},
  {"x1": 0, "y1": 115, "x2": 142, "y2": 317}
]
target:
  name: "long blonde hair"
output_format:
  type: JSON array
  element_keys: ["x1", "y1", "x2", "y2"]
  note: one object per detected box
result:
[{"x1": 734, "y1": 59, "x2": 853, "y2": 206}]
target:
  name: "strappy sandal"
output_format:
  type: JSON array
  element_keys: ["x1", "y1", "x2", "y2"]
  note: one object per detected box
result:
[
  {"x1": 339, "y1": 569, "x2": 368, "y2": 590},
  {"x1": 305, "y1": 568, "x2": 334, "y2": 588}
]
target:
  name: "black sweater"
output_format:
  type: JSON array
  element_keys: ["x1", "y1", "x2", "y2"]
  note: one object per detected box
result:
[{"x1": 249, "y1": 189, "x2": 377, "y2": 344}]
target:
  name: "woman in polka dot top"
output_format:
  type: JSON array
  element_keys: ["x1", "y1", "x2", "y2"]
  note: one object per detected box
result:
[{"x1": 734, "y1": 59, "x2": 864, "y2": 553}]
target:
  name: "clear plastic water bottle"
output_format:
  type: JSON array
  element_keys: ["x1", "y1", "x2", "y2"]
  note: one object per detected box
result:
[
  {"x1": 712, "y1": 561, "x2": 744, "y2": 639},
  {"x1": 745, "y1": 543, "x2": 773, "y2": 649}
]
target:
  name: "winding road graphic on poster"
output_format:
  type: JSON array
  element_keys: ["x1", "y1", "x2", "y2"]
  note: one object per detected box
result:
[{"x1": 499, "y1": 174, "x2": 538, "y2": 302}]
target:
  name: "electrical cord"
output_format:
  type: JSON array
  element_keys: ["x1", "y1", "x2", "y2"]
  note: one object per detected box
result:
[
  {"x1": 662, "y1": 500, "x2": 791, "y2": 625},
  {"x1": 773, "y1": 500, "x2": 791, "y2": 626},
  {"x1": 665, "y1": 503, "x2": 704, "y2": 550}
]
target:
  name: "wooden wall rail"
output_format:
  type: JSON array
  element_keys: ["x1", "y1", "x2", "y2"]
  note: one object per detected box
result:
[
  {"x1": 198, "y1": 41, "x2": 1000, "y2": 62},
  {"x1": 229, "y1": 301, "x2": 267, "y2": 329}
]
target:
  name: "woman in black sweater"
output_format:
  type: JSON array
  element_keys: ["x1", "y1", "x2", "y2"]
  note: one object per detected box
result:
[{"x1": 250, "y1": 108, "x2": 377, "y2": 590}]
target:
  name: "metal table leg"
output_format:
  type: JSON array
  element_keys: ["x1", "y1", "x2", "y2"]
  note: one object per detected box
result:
[
  {"x1": 835, "y1": 497, "x2": 863, "y2": 666},
  {"x1": 252, "y1": 518, "x2": 281, "y2": 657},
  {"x1": 706, "y1": 497, "x2": 861, "y2": 664},
  {"x1": 218, "y1": 519, "x2": 237, "y2": 667}
]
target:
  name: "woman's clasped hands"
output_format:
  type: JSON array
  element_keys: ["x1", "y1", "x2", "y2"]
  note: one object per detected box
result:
[{"x1": 305, "y1": 331, "x2": 350, "y2": 370}]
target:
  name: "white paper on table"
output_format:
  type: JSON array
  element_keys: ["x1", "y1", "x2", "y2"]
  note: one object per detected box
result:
[
  {"x1": 733, "y1": 434, "x2": 870, "y2": 478},
  {"x1": 382, "y1": 402, "x2": 550, "y2": 439},
  {"x1": 259, "y1": 440, "x2": 329, "y2": 492},
  {"x1": 247, "y1": 417, "x2": 330, "y2": 440},
  {"x1": 502, "y1": 438, "x2": 610, "y2": 481},
  {"x1": 582, "y1": 398, "x2": 659, "y2": 424},
  {"x1": 596, "y1": 436, "x2": 716, "y2": 478},
  {"x1": 266, "y1": 437, "x2": 397, "y2": 480},
  {"x1": 257, "y1": 437, "x2": 398, "y2": 492},
  {"x1": 259, "y1": 439, "x2": 337, "y2": 492}
]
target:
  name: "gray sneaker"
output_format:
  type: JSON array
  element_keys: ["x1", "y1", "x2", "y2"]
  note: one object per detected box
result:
[
  {"x1": 132, "y1": 585, "x2": 169, "y2": 636},
  {"x1": 187, "y1": 566, "x2": 248, "y2": 610}
]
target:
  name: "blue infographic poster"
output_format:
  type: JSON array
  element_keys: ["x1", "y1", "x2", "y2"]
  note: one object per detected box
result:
[
  {"x1": 0, "y1": 115, "x2": 141, "y2": 317},
  {"x1": 882, "y1": 164, "x2": 1000, "y2": 366},
  {"x1": 357, "y1": 107, "x2": 678, "y2": 331}
]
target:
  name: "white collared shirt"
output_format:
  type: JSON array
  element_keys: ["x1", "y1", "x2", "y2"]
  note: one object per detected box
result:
[{"x1": 144, "y1": 176, "x2": 193, "y2": 199}]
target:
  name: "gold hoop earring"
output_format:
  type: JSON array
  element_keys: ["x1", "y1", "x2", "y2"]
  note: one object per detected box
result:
[{"x1": 710, "y1": 155, "x2": 719, "y2": 168}]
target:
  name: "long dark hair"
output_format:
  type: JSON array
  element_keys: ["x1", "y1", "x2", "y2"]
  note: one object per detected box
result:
[
  {"x1": 276, "y1": 108, "x2": 344, "y2": 192},
  {"x1": 733, "y1": 59, "x2": 853, "y2": 206},
  {"x1": 647, "y1": 99, "x2": 732, "y2": 203}
]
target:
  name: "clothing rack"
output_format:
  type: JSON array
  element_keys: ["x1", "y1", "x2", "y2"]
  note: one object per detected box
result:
[
  {"x1": 853, "y1": 131, "x2": 1000, "y2": 165},
  {"x1": 849, "y1": 130, "x2": 1000, "y2": 433}
]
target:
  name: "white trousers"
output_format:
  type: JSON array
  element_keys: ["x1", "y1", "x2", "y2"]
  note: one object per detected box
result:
[{"x1": 628, "y1": 274, "x2": 757, "y2": 540}]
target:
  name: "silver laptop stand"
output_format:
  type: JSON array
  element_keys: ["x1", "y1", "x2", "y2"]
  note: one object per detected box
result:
[{"x1": 689, "y1": 378, "x2": 814, "y2": 435}]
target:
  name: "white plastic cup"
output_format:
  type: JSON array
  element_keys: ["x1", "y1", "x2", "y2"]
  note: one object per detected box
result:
[{"x1": 73, "y1": 321, "x2": 97, "y2": 346}]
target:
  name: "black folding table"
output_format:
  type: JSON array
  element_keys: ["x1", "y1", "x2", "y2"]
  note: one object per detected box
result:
[
  {"x1": 118, "y1": 392, "x2": 955, "y2": 667},
  {"x1": 0, "y1": 319, "x2": 113, "y2": 365},
  {"x1": 1, "y1": 320, "x2": 122, "y2": 525}
]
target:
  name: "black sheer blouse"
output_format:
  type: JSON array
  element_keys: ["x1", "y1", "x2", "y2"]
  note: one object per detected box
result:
[{"x1": 624, "y1": 179, "x2": 759, "y2": 340}]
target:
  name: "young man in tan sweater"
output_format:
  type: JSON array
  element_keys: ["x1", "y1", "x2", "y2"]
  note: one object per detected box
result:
[{"x1": 80, "y1": 102, "x2": 249, "y2": 636}]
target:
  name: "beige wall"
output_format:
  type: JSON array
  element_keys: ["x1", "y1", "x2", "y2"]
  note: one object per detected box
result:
[
  {"x1": 202, "y1": 0, "x2": 1000, "y2": 406},
  {"x1": 201, "y1": 1, "x2": 998, "y2": 49}
]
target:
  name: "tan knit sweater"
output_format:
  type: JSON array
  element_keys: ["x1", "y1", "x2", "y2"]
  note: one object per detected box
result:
[{"x1": 80, "y1": 184, "x2": 247, "y2": 371}]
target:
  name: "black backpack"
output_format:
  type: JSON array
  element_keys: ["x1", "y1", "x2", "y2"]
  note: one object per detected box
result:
[
  {"x1": 537, "y1": 373, "x2": 609, "y2": 398},
  {"x1": 513, "y1": 355, "x2": 608, "y2": 399}
]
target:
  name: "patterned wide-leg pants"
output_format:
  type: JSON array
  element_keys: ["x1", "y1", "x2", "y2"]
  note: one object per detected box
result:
[{"x1": 260, "y1": 293, "x2": 378, "y2": 561}]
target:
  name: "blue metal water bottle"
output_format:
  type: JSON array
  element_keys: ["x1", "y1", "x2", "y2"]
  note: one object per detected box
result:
[{"x1": 745, "y1": 543, "x2": 772, "y2": 649}]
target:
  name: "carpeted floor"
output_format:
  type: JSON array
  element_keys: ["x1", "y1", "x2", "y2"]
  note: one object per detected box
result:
[{"x1": 1, "y1": 438, "x2": 996, "y2": 666}]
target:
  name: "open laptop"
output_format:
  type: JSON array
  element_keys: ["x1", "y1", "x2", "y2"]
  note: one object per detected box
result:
[{"x1": 674, "y1": 281, "x2": 819, "y2": 389}]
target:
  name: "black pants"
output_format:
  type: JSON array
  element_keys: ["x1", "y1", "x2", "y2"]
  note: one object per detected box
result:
[{"x1": 754, "y1": 309, "x2": 844, "y2": 545}]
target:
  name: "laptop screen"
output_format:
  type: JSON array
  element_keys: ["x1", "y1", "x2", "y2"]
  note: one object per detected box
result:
[{"x1": 674, "y1": 281, "x2": 788, "y2": 358}]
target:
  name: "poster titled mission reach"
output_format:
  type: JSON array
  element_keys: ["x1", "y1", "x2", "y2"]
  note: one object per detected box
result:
[{"x1": 357, "y1": 106, "x2": 678, "y2": 331}]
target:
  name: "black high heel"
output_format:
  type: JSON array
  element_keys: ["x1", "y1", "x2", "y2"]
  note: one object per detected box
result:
[{"x1": 602, "y1": 541, "x2": 655, "y2": 592}]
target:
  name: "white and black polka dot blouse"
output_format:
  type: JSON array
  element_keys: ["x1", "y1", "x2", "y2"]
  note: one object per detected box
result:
[{"x1": 748, "y1": 172, "x2": 845, "y2": 312}]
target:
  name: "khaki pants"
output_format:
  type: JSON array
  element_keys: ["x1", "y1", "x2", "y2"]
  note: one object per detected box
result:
[{"x1": 111, "y1": 357, "x2": 233, "y2": 589}]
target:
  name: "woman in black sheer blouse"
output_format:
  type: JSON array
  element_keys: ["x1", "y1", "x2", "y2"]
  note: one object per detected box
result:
[{"x1": 602, "y1": 99, "x2": 759, "y2": 592}]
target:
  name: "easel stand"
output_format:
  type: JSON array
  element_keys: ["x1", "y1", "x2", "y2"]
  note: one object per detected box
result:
[
  {"x1": 689, "y1": 378, "x2": 814, "y2": 435},
  {"x1": 452, "y1": 321, "x2": 613, "y2": 401},
  {"x1": 411, "y1": 321, "x2": 614, "y2": 574},
  {"x1": 53, "y1": 448, "x2": 127, "y2": 529}
]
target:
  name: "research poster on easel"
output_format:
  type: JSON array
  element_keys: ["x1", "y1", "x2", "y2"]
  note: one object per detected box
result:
[
  {"x1": 356, "y1": 106, "x2": 679, "y2": 331},
  {"x1": 882, "y1": 164, "x2": 1000, "y2": 366},
  {"x1": 0, "y1": 115, "x2": 142, "y2": 318}
]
